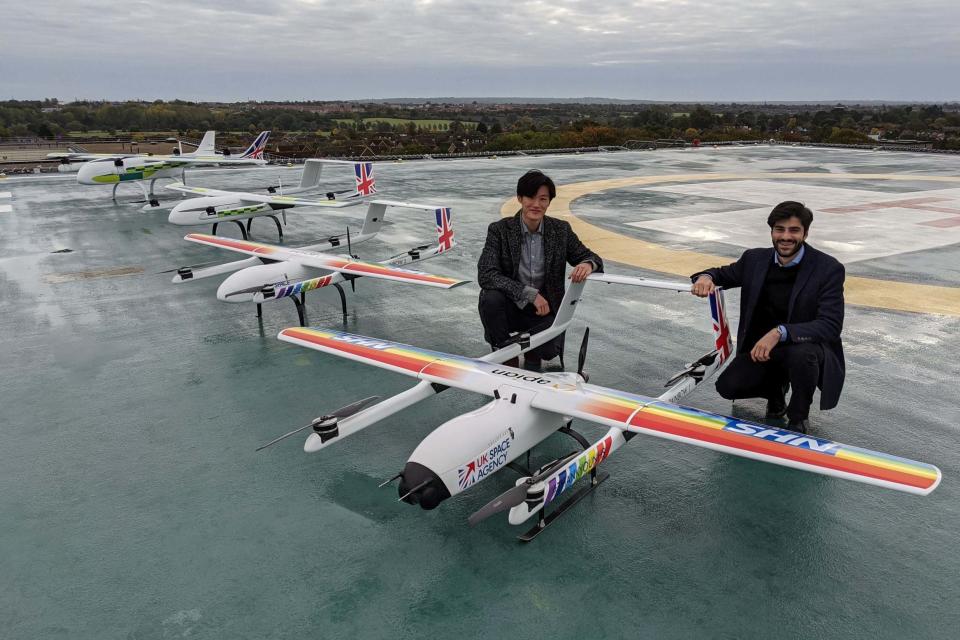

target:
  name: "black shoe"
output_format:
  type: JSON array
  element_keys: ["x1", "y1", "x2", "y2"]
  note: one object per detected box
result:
[
  {"x1": 765, "y1": 384, "x2": 789, "y2": 419},
  {"x1": 787, "y1": 419, "x2": 810, "y2": 434},
  {"x1": 523, "y1": 356, "x2": 542, "y2": 372}
]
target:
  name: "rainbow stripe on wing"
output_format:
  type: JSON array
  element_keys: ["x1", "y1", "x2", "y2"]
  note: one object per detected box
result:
[
  {"x1": 184, "y1": 234, "x2": 466, "y2": 287},
  {"x1": 576, "y1": 385, "x2": 652, "y2": 423},
  {"x1": 186, "y1": 234, "x2": 279, "y2": 255},
  {"x1": 624, "y1": 401, "x2": 939, "y2": 493},
  {"x1": 279, "y1": 328, "x2": 479, "y2": 381}
]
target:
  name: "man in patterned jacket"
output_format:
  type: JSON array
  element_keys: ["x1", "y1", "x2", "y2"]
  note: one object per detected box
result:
[{"x1": 477, "y1": 170, "x2": 603, "y2": 371}]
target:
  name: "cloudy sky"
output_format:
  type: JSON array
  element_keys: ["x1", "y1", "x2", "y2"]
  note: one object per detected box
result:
[{"x1": 2, "y1": 0, "x2": 958, "y2": 102}]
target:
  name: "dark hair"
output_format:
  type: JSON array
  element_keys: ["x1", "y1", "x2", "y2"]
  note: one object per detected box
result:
[
  {"x1": 767, "y1": 201, "x2": 813, "y2": 231},
  {"x1": 517, "y1": 170, "x2": 556, "y2": 200}
]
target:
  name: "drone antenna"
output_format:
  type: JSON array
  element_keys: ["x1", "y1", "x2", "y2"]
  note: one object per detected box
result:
[
  {"x1": 378, "y1": 472, "x2": 403, "y2": 488},
  {"x1": 398, "y1": 479, "x2": 432, "y2": 503}
]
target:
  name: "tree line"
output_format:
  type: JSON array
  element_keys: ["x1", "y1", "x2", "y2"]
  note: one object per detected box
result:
[{"x1": 3, "y1": 99, "x2": 960, "y2": 154}]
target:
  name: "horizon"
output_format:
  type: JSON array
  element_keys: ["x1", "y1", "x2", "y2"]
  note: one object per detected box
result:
[{"x1": 8, "y1": 97, "x2": 960, "y2": 107}]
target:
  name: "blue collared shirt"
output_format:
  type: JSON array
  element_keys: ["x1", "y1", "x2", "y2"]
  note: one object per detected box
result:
[
  {"x1": 517, "y1": 218, "x2": 545, "y2": 308},
  {"x1": 774, "y1": 244, "x2": 805, "y2": 341}
]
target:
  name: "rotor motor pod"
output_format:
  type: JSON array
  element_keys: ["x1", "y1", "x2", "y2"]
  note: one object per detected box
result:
[
  {"x1": 312, "y1": 416, "x2": 339, "y2": 443},
  {"x1": 524, "y1": 484, "x2": 545, "y2": 509}
]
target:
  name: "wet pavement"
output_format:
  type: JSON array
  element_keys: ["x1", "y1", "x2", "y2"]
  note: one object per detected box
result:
[{"x1": 1, "y1": 147, "x2": 958, "y2": 639}]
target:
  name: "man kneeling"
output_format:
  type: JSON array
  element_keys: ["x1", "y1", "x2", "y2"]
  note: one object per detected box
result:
[
  {"x1": 691, "y1": 201, "x2": 845, "y2": 433},
  {"x1": 477, "y1": 170, "x2": 603, "y2": 371}
]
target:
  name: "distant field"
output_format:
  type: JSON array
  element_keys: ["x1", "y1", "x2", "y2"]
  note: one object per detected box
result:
[{"x1": 333, "y1": 118, "x2": 478, "y2": 129}]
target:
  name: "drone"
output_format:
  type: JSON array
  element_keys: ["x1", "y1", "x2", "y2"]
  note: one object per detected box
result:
[
  {"x1": 262, "y1": 275, "x2": 940, "y2": 540},
  {"x1": 170, "y1": 200, "x2": 462, "y2": 325}
]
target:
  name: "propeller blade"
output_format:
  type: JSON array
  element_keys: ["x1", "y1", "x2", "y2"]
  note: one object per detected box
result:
[
  {"x1": 468, "y1": 451, "x2": 581, "y2": 526},
  {"x1": 577, "y1": 327, "x2": 590, "y2": 378},
  {"x1": 156, "y1": 259, "x2": 223, "y2": 274},
  {"x1": 468, "y1": 484, "x2": 530, "y2": 526},
  {"x1": 329, "y1": 395, "x2": 380, "y2": 418},
  {"x1": 255, "y1": 422, "x2": 316, "y2": 451},
  {"x1": 255, "y1": 396, "x2": 379, "y2": 451},
  {"x1": 223, "y1": 284, "x2": 271, "y2": 298}
]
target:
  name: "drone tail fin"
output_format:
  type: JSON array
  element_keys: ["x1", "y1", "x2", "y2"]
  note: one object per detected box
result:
[
  {"x1": 240, "y1": 131, "x2": 271, "y2": 159},
  {"x1": 708, "y1": 288, "x2": 734, "y2": 366},
  {"x1": 195, "y1": 130, "x2": 216, "y2": 155},
  {"x1": 358, "y1": 201, "x2": 388, "y2": 238},
  {"x1": 433, "y1": 207, "x2": 455, "y2": 253},
  {"x1": 298, "y1": 159, "x2": 324, "y2": 190},
  {"x1": 352, "y1": 162, "x2": 377, "y2": 196}
]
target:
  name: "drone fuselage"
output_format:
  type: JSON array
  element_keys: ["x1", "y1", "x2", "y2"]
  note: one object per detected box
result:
[
  {"x1": 77, "y1": 157, "x2": 185, "y2": 185},
  {"x1": 398, "y1": 373, "x2": 583, "y2": 509},
  {"x1": 217, "y1": 261, "x2": 337, "y2": 302},
  {"x1": 169, "y1": 195, "x2": 273, "y2": 226}
]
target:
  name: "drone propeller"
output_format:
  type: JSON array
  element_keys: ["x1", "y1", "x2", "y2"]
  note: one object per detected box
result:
[
  {"x1": 577, "y1": 327, "x2": 590, "y2": 382},
  {"x1": 255, "y1": 395, "x2": 380, "y2": 451},
  {"x1": 467, "y1": 450, "x2": 580, "y2": 526},
  {"x1": 156, "y1": 259, "x2": 224, "y2": 275}
]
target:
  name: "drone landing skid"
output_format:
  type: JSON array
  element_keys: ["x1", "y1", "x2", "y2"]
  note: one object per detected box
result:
[
  {"x1": 517, "y1": 471, "x2": 609, "y2": 543},
  {"x1": 516, "y1": 422, "x2": 604, "y2": 543},
  {"x1": 281, "y1": 283, "x2": 348, "y2": 327},
  {"x1": 212, "y1": 220, "x2": 249, "y2": 240},
  {"x1": 245, "y1": 215, "x2": 285, "y2": 242}
]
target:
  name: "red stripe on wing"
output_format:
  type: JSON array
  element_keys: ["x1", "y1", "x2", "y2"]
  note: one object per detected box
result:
[
  {"x1": 629, "y1": 411, "x2": 935, "y2": 490},
  {"x1": 281, "y1": 329, "x2": 430, "y2": 374}
]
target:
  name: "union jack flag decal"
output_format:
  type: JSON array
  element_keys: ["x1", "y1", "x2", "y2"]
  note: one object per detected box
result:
[
  {"x1": 709, "y1": 289, "x2": 733, "y2": 362},
  {"x1": 354, "y1": 162, "x2": 376, "y2": 196},
  {"x1": 240, "y1": 131, "x2": 270, "y2": 159},
  {"x1": 458, "y1": 452, "x2": 487, "y2": 489},
  {"x1": 435, "y1": 207, "x2": 454, "y2": 253}
]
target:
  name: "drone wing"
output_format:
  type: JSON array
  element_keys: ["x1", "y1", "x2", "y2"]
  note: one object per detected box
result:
[
  {"x1": 166, "y1": 182, "x2": 361, "y2": 208},
  {"x1": 165, "y1": 154, "x2": 267, "y2": 166},
  {"x1": 276, "y1": 327, "x2": 939, "y2": 495},
  {"x1": 278, "y1": 327, "x2": 505, "y2": 396},
  {"x1": 184, "y1": 234, "x2": 468, "y2": 288},
  {"x1": 527, "y1": 387, "x2": 940, "y2": 495}
]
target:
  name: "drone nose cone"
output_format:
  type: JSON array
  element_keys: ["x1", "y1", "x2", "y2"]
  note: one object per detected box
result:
[
  {"x1": 216, "y1": 273, "x2": 255, "y2": 303},
  {"x1": 398, "y1": 462, "x2": 450, "y2": 510},
  {"x1": 216, "y1": 283, "x2": 253, "y2": 303},
  {"x1": 304, "y1": 433, "x2": 323, "y2": 453},
  {"x1": 168, "y1": 203, "x2": 191, "y2": 225},
  {"x1": 76, "y1": 162, "x2": 100, "y2": 184}
]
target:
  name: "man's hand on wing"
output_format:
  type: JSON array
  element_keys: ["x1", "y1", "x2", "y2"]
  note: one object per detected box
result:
[
  {"x1": 750, "y1": 329, "x2": 781, "y2": 362},
  {"x1": 691, "y1": 274, "x2": 715, "y2": 297},
  {"x1": 533, "y1": 293, "x2": 550, "y2": 316},
  {"x1": 570, "y1": 262, "x2": 594, "y2": 283}
]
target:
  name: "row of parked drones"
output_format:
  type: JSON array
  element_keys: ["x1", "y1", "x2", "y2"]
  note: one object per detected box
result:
[{"x1": 55, "y1": 131, "x2": 940, "y2": 540}]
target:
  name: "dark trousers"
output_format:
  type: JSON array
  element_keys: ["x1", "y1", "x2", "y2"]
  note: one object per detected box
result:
[
  {"x1": 716, "y1": 343, "x2": 824, "y2": 422},
  {"x1": 478, "y1": 289, "x2": 561, "y2": 360}
]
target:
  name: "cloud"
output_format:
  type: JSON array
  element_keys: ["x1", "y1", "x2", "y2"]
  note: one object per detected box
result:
[{"x1": 1, "y1": 0, "x2": 958, "y2": 100}]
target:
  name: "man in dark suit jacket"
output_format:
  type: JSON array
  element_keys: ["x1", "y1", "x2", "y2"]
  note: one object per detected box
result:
[
  {"x1": 478, "y1": 170, "x2": 603, "y2": 371},
  {"x1": 691, "y1": 201, "x2": 845, "y2": 433}
]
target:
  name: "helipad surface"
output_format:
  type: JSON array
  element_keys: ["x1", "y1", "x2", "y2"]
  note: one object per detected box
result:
[{"x1": 1, "y1": 147, "x2": 958, "y2": 639}]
